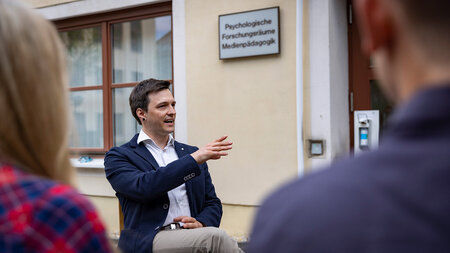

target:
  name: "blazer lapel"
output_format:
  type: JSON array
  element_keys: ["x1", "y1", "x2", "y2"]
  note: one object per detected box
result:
[
  {"x1": 129, "y1": 135, "x2": 160, "y2": 170},
  {"x1": 174, "y1": 141, "x2": 190, "y2": 158}
]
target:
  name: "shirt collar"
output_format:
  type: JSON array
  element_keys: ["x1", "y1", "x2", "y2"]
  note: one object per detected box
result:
[{"x1": 137, "y1": 129, "x2": 174, "y2": 148}]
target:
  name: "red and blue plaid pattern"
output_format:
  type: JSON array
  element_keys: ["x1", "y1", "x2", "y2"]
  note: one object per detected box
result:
[{"x1": 0, "y1": 163, "x2": 113, "y2": 252}]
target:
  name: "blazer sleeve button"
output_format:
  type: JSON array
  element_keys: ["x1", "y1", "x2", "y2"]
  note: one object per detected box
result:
[{"x1": 163, "y1": 204, "x2": 169, "y2": 209}]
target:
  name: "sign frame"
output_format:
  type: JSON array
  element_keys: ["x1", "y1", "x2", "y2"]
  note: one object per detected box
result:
[{"x1": 218, "y1": 6, "x2": 280, "y2": 60}]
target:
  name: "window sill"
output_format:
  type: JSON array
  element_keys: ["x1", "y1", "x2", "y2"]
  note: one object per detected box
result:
[{"x1": 70, "y1": 158, "x2": 105, "y2": 169}]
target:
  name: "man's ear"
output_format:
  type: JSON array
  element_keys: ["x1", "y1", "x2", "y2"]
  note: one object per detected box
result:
[
  {"x1": 354, "y1": 0, "x2": 394, "y2": 55},
  {"x1": 136, "y1": 108, "x2": 146, "y2": 123}
]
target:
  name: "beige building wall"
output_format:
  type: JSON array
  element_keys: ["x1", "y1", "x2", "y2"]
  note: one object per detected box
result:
[
  {"x1": 185, "y1": 0, "x2": 299, "y2": 238},
  {"x1": 24, "y1": 0, "x2": 78, "y2": 8}
]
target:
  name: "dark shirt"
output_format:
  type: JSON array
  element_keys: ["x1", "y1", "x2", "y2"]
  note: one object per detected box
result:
[{"x1": 249, "y1": 86, "x2": 450, "y2": 253}]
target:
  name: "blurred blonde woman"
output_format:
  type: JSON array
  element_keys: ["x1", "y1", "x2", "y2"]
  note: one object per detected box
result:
[{"x1": 0, "y1": 0, "x2": 113, "y2": 252}]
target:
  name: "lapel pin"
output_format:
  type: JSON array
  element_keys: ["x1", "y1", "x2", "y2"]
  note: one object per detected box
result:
[{"x1": 181, "y1": 147, "x2": 184, "y2": 151}]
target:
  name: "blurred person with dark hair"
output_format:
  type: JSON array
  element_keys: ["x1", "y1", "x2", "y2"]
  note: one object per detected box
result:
[
  {"x1": 105, "y1": 78, "x2": 242, "y2": 253},
  {"x1": 249, "y1": 0, "x2": 450, "y2": 252},
  {"x1": 0, "y1": 0, "x2": 113, "y2": 252}
]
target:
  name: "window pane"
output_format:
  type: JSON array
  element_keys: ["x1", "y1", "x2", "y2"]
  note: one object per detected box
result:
[
  {"x1": 70, "y1": 90, "x2": 103, "y2": 148},
  {"x1": 60, "y1": 27, "x2": 102, "y2": 87},
  {"x1": 113, "y1": 87, "x2": 141, "y2": 146},
  {"x1": 112, "y1": 16, "x2": 172, "y2": 83}
]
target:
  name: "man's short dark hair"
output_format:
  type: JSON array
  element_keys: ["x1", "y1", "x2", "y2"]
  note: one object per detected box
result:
[
  {"x1": 395, "y1": 0, "x2": 450, "y2": 63},
  {"x1": 129, "y1": 78, "x2": 171, "y2": 125}
]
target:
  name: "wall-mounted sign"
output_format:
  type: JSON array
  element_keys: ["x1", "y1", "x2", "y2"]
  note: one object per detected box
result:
[{"x1": 219, "y1": 7, "x2": 280, "y2": 59}]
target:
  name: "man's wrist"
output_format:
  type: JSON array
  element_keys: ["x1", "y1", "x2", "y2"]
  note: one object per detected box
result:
[{"x1": 191, "y1": 152, "x2": 204, "y2": 164}]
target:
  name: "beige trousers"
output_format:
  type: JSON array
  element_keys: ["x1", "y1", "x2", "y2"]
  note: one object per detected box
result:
[{"x1": 153, "y1": 227, "x2": 243, "y2": 253}]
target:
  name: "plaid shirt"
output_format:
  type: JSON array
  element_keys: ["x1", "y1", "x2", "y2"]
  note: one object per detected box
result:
[{"x1": 0, "y1": 163, "x2": 113, "y2": 252}]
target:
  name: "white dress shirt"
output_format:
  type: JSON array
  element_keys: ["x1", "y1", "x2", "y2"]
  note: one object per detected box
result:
[{"x1": 137, "y1": 130, "x2": 192, "y2": 226}]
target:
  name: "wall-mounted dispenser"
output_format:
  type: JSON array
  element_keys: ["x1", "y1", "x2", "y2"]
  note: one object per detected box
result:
[{"x1": 354, "y1": 110, "x2": 379, "y2": 153}]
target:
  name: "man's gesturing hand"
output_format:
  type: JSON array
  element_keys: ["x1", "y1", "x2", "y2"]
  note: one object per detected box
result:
[
  {"x1": 191, "y1": 136, "x2": 232, "y2": 164},
  {"x1": 173, "y1": 216, "x2": 204, "y2": 229}
]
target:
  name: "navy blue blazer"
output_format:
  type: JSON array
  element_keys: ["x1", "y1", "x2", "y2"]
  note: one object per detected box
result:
[
  {"x1": 249, "y1": 86, "x2": 450, "y2": 253},
  {"x1": 104, "y1": 134, "x2": 222, "y2": 253}
]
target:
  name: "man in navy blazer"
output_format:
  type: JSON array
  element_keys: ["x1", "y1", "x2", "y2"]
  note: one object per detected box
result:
[
  {"x1": 105, "y1": 79, "x2": 242, "y2": 253},
  {"x1": 249, "y1": 0, "x2": 450, "y2": 252}
]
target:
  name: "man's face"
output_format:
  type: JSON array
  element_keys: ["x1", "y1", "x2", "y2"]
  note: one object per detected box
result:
[{"x1": 143, "y1": 89, "x2": 176, "y2": 138}]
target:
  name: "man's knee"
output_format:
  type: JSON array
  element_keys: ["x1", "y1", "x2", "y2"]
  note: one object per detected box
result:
[
  {"x1": 154, "y1": 227, "x2": 241, "y2": 253},
  {"x1": 201, "y1": 227, "x2": 241, "y2": 252},
  {"x1": 202, "y1": 227, "x2": 228, "y2": 238}
]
